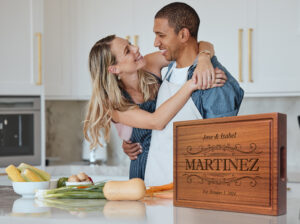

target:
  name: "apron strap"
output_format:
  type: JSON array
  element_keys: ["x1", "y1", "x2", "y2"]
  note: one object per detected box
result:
[
  {"x1": 165, "y1": 56, "x2": 199, "y2": 82},
  {"x1": 164, "y1": 62, "x2": 176, "y2": 81}
]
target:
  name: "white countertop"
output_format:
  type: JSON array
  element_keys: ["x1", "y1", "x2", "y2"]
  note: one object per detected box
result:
[
  {"x1": 1, "y1": 165, "x2": 300, "y2": 224},
  {"x1": 0, "y1": 179, "x2": 300, "y2": 224}
]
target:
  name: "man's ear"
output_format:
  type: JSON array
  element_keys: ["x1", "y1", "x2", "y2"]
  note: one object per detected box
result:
[
  {"x1": 108, "y1": 65, "x2": 120, "y2": 74},
  {"x1": 178, "y1": 28, "x2": 190, "y2": 43}
]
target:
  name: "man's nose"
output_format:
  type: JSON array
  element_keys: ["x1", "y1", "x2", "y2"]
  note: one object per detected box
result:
[{"x1": 154, "y1": 37, "x2": 160, "y2": 48}]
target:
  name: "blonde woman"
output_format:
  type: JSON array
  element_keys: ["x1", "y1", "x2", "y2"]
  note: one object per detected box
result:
[{"x1": 84, "y1": 35, "x2": 225, "y2": 179}]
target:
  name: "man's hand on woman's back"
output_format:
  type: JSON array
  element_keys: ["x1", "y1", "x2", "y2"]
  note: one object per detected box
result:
[
  {"x1": 212, "y1": 68, "x2": 227, "y2": 88},
  {"x1": 122, "y1": 140, "x2": 142, "y2": 160}
]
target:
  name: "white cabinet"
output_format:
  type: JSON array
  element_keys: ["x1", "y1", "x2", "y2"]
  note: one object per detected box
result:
[
  {"x1": 246, "y1": 0, "x2": 300, "y2": 96},
  {"x1": 132, "y1": 0, "x2": 171, "y2": 55},
  {"x1": 0, "y1": 0, "x2": 44, "y2": 95},
  {"x1": 72, "y1": 0, "x2": 135, "y2": 98},
  {"x1": 44, "y1": 0, "x2": 247, "y2": 99},
  {"x1": 44, "y1": 0, "x2": 136, "y2": 99},
  {"x1": 189, "y1": 0, "x2": 245, "y2": 87},
  {"x1": 191, "y1": 0, "x2": 300, "y2": 96},
  {"x1": 43, "y1": 0, "x2": 72, "y2": 98},
  {"x1": 44, "y1": 0, "x2": 300, "y2": 99}
]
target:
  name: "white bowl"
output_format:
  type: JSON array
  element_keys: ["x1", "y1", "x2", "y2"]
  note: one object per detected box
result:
[
  {"x1": 65, "y1": 181, "x2": 92, "y2": 186},
  {"x1": 12, "y1": 181, "x2": 50, "y2": 198},
  {"x1": 49, "y1": 179, "x2": 58, "y2": 189}
]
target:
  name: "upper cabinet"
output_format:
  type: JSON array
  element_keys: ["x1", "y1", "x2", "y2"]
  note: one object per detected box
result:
[
  {"x1": 188, "y1": 0, "x2": 244, "y2": 90},
  {"x1": 132, "y1": 0, "x2": 173, "y2": 55},
  {"x1": 0, "y1": 0, "x2": 44, "y2": 95},
  {"x1": 246, "y1": 0, "x2": 300, "y2": 96},
  {"x1": 192, "y1": 0, "x2": 300, "y2": 96},
  {"x1": 44, "y1": 0, "x2": 300, "y2": 99},
  {"x1": 44, "y1": 0, "x2": 136, "y2": 99}
]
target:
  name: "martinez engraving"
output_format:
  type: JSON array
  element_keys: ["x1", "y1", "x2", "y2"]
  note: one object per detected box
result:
[
  {"x1": 185, "y1": 158, "x2": 260, "y2": 171},
  {"x1": 180, "y1": 132, "x2": 264, "y2": 188},
  {"x1": 184, "y1": 143, "x2": 261, "y2": 155}
]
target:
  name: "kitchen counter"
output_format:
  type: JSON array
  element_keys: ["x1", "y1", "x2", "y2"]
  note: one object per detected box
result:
[{"x1": 0, "y1": 184, "x2": 300, "y2": 224}]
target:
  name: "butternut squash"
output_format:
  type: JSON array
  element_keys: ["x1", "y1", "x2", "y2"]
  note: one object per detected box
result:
[{"x1": 103, "y1": 178, "x2": 146, "y2": 201}]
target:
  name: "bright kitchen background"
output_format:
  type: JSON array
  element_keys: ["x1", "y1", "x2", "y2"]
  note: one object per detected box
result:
[{"x1": 0, "y1": 0, "x2": 300, "y2": 180}]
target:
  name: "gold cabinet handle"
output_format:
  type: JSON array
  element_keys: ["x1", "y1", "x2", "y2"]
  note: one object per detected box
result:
[
  {"x1": 35, "y1": 32, "x2": 42, "y2": 85},
  {"x1": 248, "y1": 28, "x2": 253, "y2": 82},
  {"x1": 134, "y1": 35, "x2": 139, "y2": 46},
  {"x1": 238, "y1": 29, "x2": 243, "y2": 82}
]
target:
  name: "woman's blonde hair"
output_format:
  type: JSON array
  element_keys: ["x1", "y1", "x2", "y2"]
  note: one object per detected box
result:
[{"x1": 84, "y1": 35, "x2": 160, "y2": 149}]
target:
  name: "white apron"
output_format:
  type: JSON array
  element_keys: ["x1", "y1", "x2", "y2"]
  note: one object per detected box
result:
[{"x1": 144, "y1": 63, "x2": 202, "y2": 187}]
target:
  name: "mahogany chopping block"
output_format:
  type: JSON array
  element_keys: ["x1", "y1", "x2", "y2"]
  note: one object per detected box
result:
[{"x1": 173, "y1": 113, "x2": 286, "y2": 215}]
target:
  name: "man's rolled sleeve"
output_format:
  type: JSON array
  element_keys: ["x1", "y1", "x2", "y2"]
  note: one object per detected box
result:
[{"x1": 190, "y1": 56, "x2": 244, "y2": 119}]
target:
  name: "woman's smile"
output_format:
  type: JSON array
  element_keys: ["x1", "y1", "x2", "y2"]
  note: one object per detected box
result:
[{"x1": 135, "y1": 54, "x2": 144, "y2": 62}]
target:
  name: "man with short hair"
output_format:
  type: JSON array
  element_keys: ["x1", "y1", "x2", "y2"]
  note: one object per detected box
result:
[{"x1": 124, "y1": 2, "x2": 244, "y2": 186}]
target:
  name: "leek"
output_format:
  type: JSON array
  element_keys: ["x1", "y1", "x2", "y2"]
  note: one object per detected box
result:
[{"x1": 35, "y1": 182, "x2": 106, "y2": 199}]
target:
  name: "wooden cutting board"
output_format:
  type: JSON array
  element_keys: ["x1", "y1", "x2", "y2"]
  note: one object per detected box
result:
[{"x1": 173, "y1": 113, "x2": 286, "y2": 215}]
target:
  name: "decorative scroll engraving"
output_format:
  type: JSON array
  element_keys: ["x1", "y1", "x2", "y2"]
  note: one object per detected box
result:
[
  {"x1": 208, "y1": 173, "x2": 231, "y2": 177},
  {"x1": 183, "y1": 173, "x2": 262, "y2": 187},
  {"x1": 184, "y1": 143, "x2": 262, "y2": 156}
]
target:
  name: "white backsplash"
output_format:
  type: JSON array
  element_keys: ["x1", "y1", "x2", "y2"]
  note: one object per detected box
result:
[{"x1": 238, "y1": 97, "x2": 300, "y2": 172}]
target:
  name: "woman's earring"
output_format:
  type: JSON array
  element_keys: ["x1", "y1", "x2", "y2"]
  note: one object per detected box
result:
[{"x1": 118, "y1": 75, "x2": 121, "y2": 80}]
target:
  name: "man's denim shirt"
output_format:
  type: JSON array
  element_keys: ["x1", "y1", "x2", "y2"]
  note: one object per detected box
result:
[{"x1": 168, "y1": 56, "x2": 244, "y2": 118}]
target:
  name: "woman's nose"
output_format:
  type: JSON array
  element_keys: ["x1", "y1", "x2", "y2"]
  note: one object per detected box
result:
[
  {"x1": 131, "y1": 44, "x2": 139, "y2": 53},
  {"x1": 131, "y1": 45, "x2": 140, "y2": 54}
]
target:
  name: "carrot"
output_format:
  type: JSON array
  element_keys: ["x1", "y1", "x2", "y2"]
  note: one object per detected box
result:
[
  {"x1": 76, "y1": 186, "x2": 89, "y2": 189},
  {"x1": 146, "y1": 183, "x2": 173, "y2": 197},
  {"x1": 146, "y1": 183, "x2": 173, "y2": 192}
]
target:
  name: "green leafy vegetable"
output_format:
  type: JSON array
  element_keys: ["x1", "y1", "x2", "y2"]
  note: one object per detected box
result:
[{"x1": 57, "y1": 177, "x2": 68, "y2": 188}]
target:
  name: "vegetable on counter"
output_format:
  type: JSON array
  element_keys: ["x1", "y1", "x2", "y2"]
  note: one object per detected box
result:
[
  {"x1": 21, "y1": 168, "x2": 44, "y2": 182},
  {"x1": 57, "y1": 177, "x2": 69, "y2": 188},
  {"x1": 67, "y1": 172, "x2": 94, "y2": 184},
  {"x1": 36, "y1": 178, "x2": 146, "y2": 201},
  {"x1": 145, "y1": 182, "x2": 173, "y2": 199},
  {"x1": 36, "y1": 182, "x2": 106, "y2": 199},
  {"x1": 103, "y1": 178, "x2": 146, "y2": 201},
  {"x1": 5, "y1": 165, "x2": 25, "y2": 182},
  {"x1": 18, "y1": 163, "x2": 51, "y2": 181},
  {"x1": 5, "y1": 163, "x2": 51, "y2": 182}
]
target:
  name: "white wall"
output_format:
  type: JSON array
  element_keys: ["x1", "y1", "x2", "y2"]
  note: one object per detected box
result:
[{"x1": 238, "y1": 97, "x2": 300, "y2": 179}]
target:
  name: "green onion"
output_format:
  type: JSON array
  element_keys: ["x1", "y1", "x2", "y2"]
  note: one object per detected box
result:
[{"x1": 35, "y1": 182, "x2": 106, "y2": 199}]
